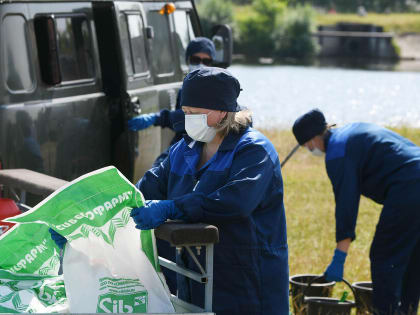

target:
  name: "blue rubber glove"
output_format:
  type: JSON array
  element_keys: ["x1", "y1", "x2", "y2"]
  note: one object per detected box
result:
[
  {"x1": 130, "y1": 200, "x2": 185, "y2": 230},
  {"x1": 127, "y1": 113, "x2": 158, "y2": 131},
  {"x1": 48, "y1": 228, "x2": 67, "y2": 249},
  {"x1": 324, "y1": 248, "x2": 347, "y2": 282}
]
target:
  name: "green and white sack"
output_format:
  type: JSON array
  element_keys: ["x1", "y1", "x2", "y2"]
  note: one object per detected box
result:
[
  {"x1": 7, "y1": 166, "x2": 175, "y2": 313},
  {"x1": 0, "y1": 270, "x2": 67, "y2": 313}
]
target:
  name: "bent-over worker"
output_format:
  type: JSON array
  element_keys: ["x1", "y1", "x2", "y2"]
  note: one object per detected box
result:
[{"x1": 292, "y1": 109, "x2": 420, "y2": 315}]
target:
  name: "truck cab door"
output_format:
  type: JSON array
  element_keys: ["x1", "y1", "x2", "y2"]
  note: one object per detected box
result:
[{"x1": 112, "y1": 2, "x2": 161, "y2": 182}]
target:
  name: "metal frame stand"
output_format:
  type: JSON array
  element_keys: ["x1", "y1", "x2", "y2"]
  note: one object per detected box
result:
[{"x1": 158, "y1": 243, "x2": 214, "y2": 313}]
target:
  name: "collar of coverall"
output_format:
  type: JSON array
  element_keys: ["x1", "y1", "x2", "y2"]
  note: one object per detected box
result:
[{"x1": 322, "y1": 129, "x2": 333, "y2": 152}]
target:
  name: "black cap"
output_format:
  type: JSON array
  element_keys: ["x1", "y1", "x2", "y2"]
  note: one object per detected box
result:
[
  {"x1": 180, "y1": 67, "x2": 241, "y2": 112},
  {"x1": 292, "y1": 109, "x2": 327, "y2": 145}
]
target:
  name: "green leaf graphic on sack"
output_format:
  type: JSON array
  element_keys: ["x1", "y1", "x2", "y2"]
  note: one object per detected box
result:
[
  {"x1": 0, "y1": 292, "x2": 15, "y2": 304},
  {"x1": 12, "y1": 293, "x2": 28, "y2": 313},
  {"x1": 38, "y1": 255, "x2": 60, "y2": 276},
  {"x1": 67, "y1": 208, "x2": 132, "y2": 246}
]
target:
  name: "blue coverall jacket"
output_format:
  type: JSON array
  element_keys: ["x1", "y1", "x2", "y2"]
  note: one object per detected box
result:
[
  {"x1": 325, "y1": 123, "x2": 420, "y2": 315},
  {"x1": 137, "y1": 127, "x2": 289, "y2": 315}
]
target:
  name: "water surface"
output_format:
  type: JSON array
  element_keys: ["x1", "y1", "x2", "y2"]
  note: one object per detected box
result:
[{"x1": 229, "y1": 65, "x2": 420, "y2": 129}]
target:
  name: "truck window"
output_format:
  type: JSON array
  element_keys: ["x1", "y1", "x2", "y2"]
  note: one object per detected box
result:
[
  {"x1": 118, "y1": 14, "x2": 134, "y2": 77},
  {"x1": 55, "y1": 16, "x2": 94, "y2": 82},
  {"x1": 120, "y1": 13, "x2": 149, "y2": 77},
  {"x1": 173, "y1": 10, "x2": 195, "y2": 67},
  {"x1": 146, "y1": 11, "x2": 173, "y2": 75},
  {"x1": 2, "y1": 15, "x2": 34, "y2": 93}
]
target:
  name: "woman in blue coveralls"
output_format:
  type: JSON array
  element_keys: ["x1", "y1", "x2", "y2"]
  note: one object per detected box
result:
[
  {"x1": 130, "y1": 67, "x2": 290, "y2": 315},
  {"x1": 292, "y1": 109, "x2": 420, "y2": 315}
]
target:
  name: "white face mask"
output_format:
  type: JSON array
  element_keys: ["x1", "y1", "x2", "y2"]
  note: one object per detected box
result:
[
  {"x1": 311, "y1": 147, "x2": 325, "y2": 157},
  {"x1": 188, "y1": 63, "x2": 204, "y2": 73},
  {"x1": 308, "y1": 140, "x2": 325, "y2": 157},
  {"x1": 185, "y1": 112, "x2": 217, "y2": 143}
]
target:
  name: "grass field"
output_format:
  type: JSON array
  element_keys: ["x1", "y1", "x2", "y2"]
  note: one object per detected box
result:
[{"x1": 260, "y1": 127, "x2": 420, "y2": 301}]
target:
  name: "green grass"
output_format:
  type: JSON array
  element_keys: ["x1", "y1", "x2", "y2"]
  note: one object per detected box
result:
[
  {"x1": 315, "y1": 13, "x2": 420, "y2": 33},
  {"x1": 259, "y1": 127, "x2": 420, "y2": 301}
]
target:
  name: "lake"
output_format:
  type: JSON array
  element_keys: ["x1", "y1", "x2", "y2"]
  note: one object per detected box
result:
[{"x1": 229, "y1": 64, "x2": 420, "y2": 129}]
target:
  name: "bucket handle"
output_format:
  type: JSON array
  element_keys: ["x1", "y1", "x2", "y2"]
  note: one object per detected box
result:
[{"x1": 304, "y1": 275, "x2": 357, "y2": 302}]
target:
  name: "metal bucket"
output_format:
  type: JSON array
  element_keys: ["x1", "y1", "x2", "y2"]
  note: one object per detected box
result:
[
  {"x1": 352, "y1": 281, "x2": 373, "y2": 314},
  {"x1": 289, "y1": 274, "x2": 335, "y2": 315},
  {"x1": 304, "y1": 278, "x2": 356, "y2": 315},
  {"x1": 304, "y1": 297, "x2": 355, "y2": 315}
]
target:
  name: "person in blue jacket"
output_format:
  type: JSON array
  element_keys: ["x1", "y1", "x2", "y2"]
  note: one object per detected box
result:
[
  {"x1": 130, "y1": 67, "x2": 289, "y2": 315},
  {"x1": 292, "y1": 109, "x2": 420, "y2": 315},
  {"x1": 127, "y1": 37, "x2": 216, "y2": 167}
]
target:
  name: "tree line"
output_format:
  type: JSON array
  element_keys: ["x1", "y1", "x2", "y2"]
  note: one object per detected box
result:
[
  {"x1": 197, "y1": 0, "x2": 320, "y2": 61},
  {"x1": 230, "y1": 0, "x2": 420, "y2": 12}
]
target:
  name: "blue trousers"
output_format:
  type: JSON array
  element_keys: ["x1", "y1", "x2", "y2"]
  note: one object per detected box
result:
[{"x1": 370, "y1": 181, "x2": 420, "y2": 315}]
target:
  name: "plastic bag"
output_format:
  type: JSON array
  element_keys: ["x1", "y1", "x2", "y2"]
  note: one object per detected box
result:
[
  {"x1": 0, "y1": 223, "x2": 66, "y2": 313},
  {"x1": 0, "y1": 270, "x2": 67, "y2": 313},
  {"x1": 7, "y1": 166, "x2": 175, "y2": 313}
]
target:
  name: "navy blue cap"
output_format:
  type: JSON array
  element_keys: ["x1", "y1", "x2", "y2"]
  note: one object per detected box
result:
[
  {"x1": 180, "y1": 67, "x2": 241, "y2": 112},
  {"x1": 185, "y1": 37, "x2": 216, "y2": 62},
  {"x1": 292, "y1": 109, "x2": 327, "y2": 145}
]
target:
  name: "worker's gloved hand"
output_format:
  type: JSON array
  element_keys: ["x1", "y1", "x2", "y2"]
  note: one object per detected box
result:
[
  {"x1": 324, "y1": 248, "x2": 347, "y2": 282},
  {"x1": 130, "y1": 200, "x2": 185, "y2": 230},
  {"x1": 127, "y1": 113, "x2": 158, "y2": 131},
  {"x1": 49, "y1": 228, "x2": 67, "y2": 249}
]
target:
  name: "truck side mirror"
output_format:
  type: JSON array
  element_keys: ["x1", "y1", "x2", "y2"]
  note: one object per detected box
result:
[
  {"x1": 34, "y1": 16, "x2": 62, "y2": 85},
  {"x1": 211, "y1": 24, "x2": 232, "y2": 69}
]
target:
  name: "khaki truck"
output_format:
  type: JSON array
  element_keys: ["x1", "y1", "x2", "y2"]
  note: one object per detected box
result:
[{"x1": 0, "y1": 0, "x2": 232, "y2": 187}]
